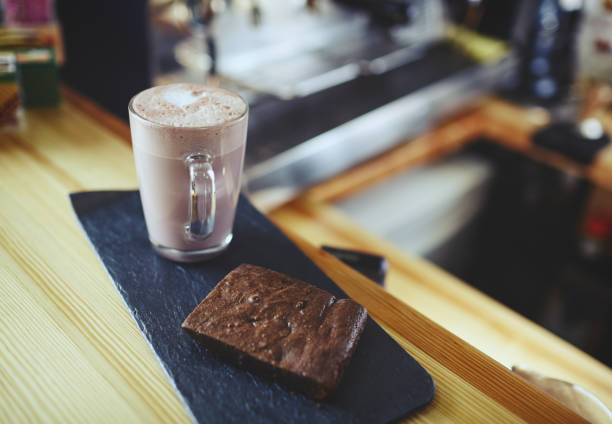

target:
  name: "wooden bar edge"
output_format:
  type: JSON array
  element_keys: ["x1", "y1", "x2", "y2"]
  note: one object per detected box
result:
[
  {"x1": 61, "y1": 85, "x2": 132, "y2": 144},
  {"x1": 286, "y1": 230, "x2": 589, "y2": 424}
]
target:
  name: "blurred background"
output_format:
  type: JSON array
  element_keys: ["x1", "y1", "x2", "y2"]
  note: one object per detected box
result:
[{"x1": 1, "y1": 0, "x2": 611, "y2": 366}]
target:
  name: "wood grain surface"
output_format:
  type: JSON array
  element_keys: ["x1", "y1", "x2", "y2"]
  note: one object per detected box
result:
[
  {"x1": 270, "y1": 198, "x2": 612, "y2": 412},
  {"x1": 289, "y1": 233, "x2": 591, "y2": 424},
  {"x1": 0, "y1": 91, "x2": 608, "y2": 423}
]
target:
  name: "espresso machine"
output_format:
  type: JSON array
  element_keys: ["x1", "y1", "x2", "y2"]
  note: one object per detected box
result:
[
  {"x1": 152, "y1": 0, "x2": 519, "y2": 207},
  {"x1": 151, "y1": 0, "x2": 446, "y2": 97}
]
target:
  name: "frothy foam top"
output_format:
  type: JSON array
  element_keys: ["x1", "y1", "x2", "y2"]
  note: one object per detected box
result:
[{"x1": 131, "y1": 84, "x2": 247, "y2": 127}]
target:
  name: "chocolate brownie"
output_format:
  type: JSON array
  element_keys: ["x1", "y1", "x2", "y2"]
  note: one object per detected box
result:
[{"x1": 182, "y1": 264, "x2": 367, "y2": 399}]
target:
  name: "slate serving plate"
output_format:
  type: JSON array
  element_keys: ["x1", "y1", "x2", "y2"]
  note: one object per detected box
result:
[{"x1": 71, "y1": 190, "x2": 434, "y2": 423}]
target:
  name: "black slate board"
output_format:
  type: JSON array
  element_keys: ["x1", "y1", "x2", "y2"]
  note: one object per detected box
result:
[{"x1": 70, "y1": 190, "x2": 434, "y2": 423}]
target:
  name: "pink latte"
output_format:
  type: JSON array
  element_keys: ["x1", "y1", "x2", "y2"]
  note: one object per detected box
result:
[{"x1": 129, "y1": 84, "x2": 248, "y2": 260}]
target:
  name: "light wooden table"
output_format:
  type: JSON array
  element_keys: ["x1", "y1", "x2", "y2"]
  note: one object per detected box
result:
[{"x1": 0, "y1": 90, "x2": 608, "y2": 423}]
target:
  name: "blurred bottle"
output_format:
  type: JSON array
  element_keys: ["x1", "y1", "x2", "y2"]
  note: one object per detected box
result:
[
  {"x1": 0, "y1": 52, "x2": 24, "y2": 130},
  {"x1": 578, "y1": 187, "x2": 612, "y2": 264},
  {"x1": 512, "y1": 0, "x2": 583, "y2": 104},
  {"x1": 579, "y1": 215, "x2": 611, "y2": 261},
  {"x1": 578, "y1": 0, "x2": 612, "y2": 84},
  {"x1": 577, "y1": 0, "x2": 612, "y2": 119},
  {"x1": 1, "y1": 0, "x2": 55, "y2": 25}
]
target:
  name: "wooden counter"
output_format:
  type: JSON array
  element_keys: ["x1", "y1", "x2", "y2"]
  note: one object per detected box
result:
[
  {"x1": 268, "y1": 97, "x2": 612, "y2": 406},
  {"x1": 0, "y1": 89, "x2": 609, "y2": 423}
]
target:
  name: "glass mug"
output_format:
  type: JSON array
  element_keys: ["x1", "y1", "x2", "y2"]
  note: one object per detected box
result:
[{"x1": 128, "y1": 84, "x2": 248, "y2": 262}]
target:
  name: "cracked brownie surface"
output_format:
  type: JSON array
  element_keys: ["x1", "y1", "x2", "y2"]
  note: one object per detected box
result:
[{"x1": 182, "y1": 264, "x2": 367, "y2": 399}]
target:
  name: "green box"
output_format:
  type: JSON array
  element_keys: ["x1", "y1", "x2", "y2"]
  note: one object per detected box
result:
[{"x1": 16, "y1": 48, "x2": 60, "y2": 108}]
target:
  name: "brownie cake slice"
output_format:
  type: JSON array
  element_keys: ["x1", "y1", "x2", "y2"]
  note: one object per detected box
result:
[{"x1": 182, "y1": 264, "x2": 367, "y2": 400}]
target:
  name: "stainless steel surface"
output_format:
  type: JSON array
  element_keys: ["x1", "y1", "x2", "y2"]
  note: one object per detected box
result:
[
  {"x1": 168, "y1": 0, "x2": 445, "y2": 100},
  {"x1": 245, "y1": 53, "x2": 518, "y2": 209},
  {"x1": 334, "y1": 154, "x2": 492, "y2": 255}
]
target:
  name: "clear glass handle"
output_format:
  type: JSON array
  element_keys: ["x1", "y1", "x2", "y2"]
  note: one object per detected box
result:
[{"x1": 185, "y1": 153, "x2": 215, "y2": 240}]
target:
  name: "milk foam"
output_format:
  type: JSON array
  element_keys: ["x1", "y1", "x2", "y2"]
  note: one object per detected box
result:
[
  {"x1": 162, "y1": 89, "x2": 204, "y2": 109},
  {"x1": 131, "y1": 84, "x2": 247, "y2": 127}
]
